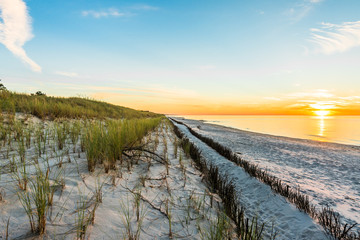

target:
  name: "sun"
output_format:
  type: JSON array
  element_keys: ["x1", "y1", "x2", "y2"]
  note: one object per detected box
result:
[
  {"x1": 314, "y1": 110, "x2": 330, "y2": 117},
  {"x1": 309, "y1": 102, "x2": 333, "y2": 117}
]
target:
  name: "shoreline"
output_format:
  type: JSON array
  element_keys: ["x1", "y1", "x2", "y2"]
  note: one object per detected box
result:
[
  {"x1": 171, "y1": 115, "x2": 360, "y2": 147},
  {"x1": 173, "y1": 117, "x2": 360, "y2": 233},
  {"x1": 173, "y1": 116, "x2": 360, "y2": 150}
]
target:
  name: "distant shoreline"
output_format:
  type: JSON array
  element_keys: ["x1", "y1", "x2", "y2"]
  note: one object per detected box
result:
[{"x1": 172, "y1": 115, "x2": 360, "y2": 147}]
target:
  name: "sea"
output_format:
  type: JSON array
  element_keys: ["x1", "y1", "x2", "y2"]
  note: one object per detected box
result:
[{"x1": 176, "y1": 115, "x2": 360, "y2": 146}]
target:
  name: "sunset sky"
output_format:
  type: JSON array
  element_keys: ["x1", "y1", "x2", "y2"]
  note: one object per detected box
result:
[{"x1": 1, "y1": 0, "x2": 360, "y2": 115}]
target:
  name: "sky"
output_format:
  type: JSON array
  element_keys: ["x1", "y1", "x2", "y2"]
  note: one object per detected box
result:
[{"x1": 1, "y1": 0, "x2": 360, "y2": 115}]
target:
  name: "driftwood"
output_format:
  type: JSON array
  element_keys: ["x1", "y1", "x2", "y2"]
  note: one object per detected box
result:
[
  {"x1": 123, "y1": 146, "x2": 165, "y2": 164},
  {"x1": 122, "y1": 185, "x2": 170, "y2": 220}
]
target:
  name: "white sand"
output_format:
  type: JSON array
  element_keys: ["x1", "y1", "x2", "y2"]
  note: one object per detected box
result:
[{"x1": 0, "y1": 116, "x2": 233, "y2": 239}]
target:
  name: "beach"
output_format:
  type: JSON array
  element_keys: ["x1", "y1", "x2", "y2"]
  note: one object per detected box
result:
[{"x1": 173, "y1": 117, "x2": 360, "y2": 233}]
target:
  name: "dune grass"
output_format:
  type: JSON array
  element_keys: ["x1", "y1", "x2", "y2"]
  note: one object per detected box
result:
[
  {"x1": 0, "y1": 107, "x2": 161, "y2": 237},
  {"x1": 0, "y1": 88, "x2": 269, "y2": 239},
  {"x1": 1, "y1": 112, "x2": 269, "y2": 239},
  {"x1": 83, "y1": 117, "x2": 163, "y2": 172},
  {"x1": 15, "y1": 161, "x2": 63, "y2": 234},
  {"x1": 0, "y1": 90, "x2": 161, "y2": 120}
]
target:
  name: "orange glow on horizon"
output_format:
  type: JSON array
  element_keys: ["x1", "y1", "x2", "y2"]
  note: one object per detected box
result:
[
  {"x1": 115, "y1": 101, "x2": 360, "y2": 116},
  {"x1": 90, "y1": 91, "x2": 360, "y2": 116},
  {"x1": 117, "y1": 101, "x2": 360, "y2": 116}
]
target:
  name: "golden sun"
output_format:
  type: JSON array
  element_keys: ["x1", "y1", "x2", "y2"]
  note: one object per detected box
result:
[
  {"x1": 314, "y1": 110, "x2": 330, "y2": 117},
  {"x1": 310, "y1": 102, "x2": 333, "y2": 117}
]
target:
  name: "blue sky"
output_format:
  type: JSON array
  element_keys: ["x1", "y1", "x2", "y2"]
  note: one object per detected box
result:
[{"x1": 1, "y1": 0, "x2": 360, "y2": 114}]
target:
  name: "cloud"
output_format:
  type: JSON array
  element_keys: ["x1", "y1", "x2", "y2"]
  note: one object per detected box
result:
[
  {"x1": 269, "y1": 89, "x2": 360, "y2": 113},
  {"x1": 309, "y1": 21, "x2": 360, "y2": 54},
  {"x1": 0, "y1": 0, "x2": 41, "y2": 72},
  {"x1": 82, "y1": 8, "x2": 128, "y2": 18},
  {"x1": 287, "y1": 89, "x2": 334, "y2": 98},
  {"x1": 55, "y1": 71, "x2": 79, "y2": 77},
  {"x1": 285, "y1": 0, "x2": 323, "y2": 22},
  {"x1": 82, "y1": 5, "x2": 158, "y2": 19}
]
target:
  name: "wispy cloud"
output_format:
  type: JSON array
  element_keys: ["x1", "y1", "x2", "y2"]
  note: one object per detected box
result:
[
  {"x1": 265, "y1": 89, "x2": 360, "y2": 114},
  {"x1": 0, "y1": 0, "x2": 41, "y2": 72},
  {"x1": 263, "y1": 97, "x2": 281, "y2": 101},
  {"x1": 309, "y1": 21, "x2": 360, "y2": 54},
  {"x1": 82, "y1": 4, "x2": 158, "y2": 19},
  {"x1": 55, "y1": 71, "x2": 79, "y2": 78},
  {"x1": 82, "y1": 8, "x2": 128, "y2": 18},
  {"x1": 285, "y1": 0, "x2": 323, "y2": 22},
  {"x1": 286, "y1": 89, "x2": 334, "y2": 98}
]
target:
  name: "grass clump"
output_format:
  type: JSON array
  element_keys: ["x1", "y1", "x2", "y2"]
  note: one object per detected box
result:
[
  {"x1": 83, "y1": 117, "x2": 163, "y2": 172},
  {"x1": 55, "y1": 122, "x2": 69, "y2": 150},
  {"x1": 16, "y1": 163, "x2": 62, "y2": 235},
  {"x1": 119, "y1": 193, "x2": 147, "y2": 240},
  {"x1": 75, "y1": 194, "x2": 92, "y2": 240},
  {"x1": 83, "y1": 122, "x2": 105, "y2": 172},
  {"x1": 201, "y1": 212, "x2": 232, "y2": 240},
  {"x1": 318, "y1": 207, "x2": 358, "y2": 240}
]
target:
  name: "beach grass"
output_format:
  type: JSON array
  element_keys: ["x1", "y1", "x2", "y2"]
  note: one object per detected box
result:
[
  {"x1": 83, "y1": 117, "x2": 163, "y2": 172},
  {"x1": 1, "y1": 90, "x2": 160, "y2": 120}
]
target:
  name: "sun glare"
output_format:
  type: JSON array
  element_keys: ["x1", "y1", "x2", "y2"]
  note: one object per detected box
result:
[
  {"x1": 314, "y1": 110, "x2": 330, "y2": 117},
  {"x1": 310, "y1": 102, "x2": 334, "y2": 117}
]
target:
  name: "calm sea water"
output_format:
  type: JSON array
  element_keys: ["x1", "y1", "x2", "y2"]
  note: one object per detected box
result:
[{"x1": 176, "y1": 115, "x2": 360, "y2": 146}]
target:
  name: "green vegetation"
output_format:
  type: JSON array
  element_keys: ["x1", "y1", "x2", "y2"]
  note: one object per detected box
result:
[
  {"x1": 119, "y1": 193, "x2": 147, "y2": 240},
  {"x1": 201, "y1": 212, "x2": 232, "y2": 240},
  {"x1": 0, "y1": 90, "x2": 161, "y2": 120},
  {"x1": 0, "y1": 83, "x2": 164, "y2": 238},
  {"x1": 83, "y1": 117, "x2": 163, "y2": 172},
  {"x1": 16, "y1": 162, "x2": 63, "y2": 234},
  {"x1": 75, "y1": 194, "x2": 91, "y2": 240},
  {"x1": 0, "y1": 83, "x2": 270, "y2": 239}
]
